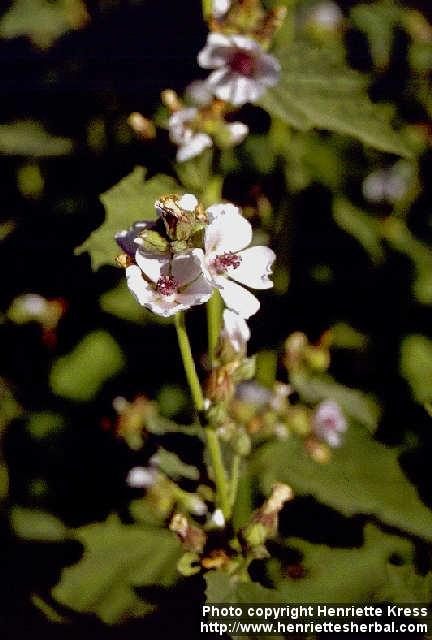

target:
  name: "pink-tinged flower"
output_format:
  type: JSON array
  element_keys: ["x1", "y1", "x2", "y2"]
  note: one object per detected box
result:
[
  {"x1": 222, "y1": 309, "x2": 250, "y2": 353},
  {"x1": 312, "y1": 400, "x2": 347, "y2": 447},
  {"x1": 203, "y1": 203, "x2": 276, "y2": 318},
  {"x1": 126, "y1": 248, "x2": 213, "y2": 317},
  {"x1": 168, "y1": 107, "x2": 212, "y2": 162},
  {"x1": 198, "y1": 33, "x2": 280, "y2": 106}
]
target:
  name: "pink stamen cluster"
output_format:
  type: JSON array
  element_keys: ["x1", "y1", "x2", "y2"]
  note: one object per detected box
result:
[
  {"x1": 229, "y1": 50, "x2": 256, "y2": 77},
  {"x1": 155, "y1": 275, "x2": 179, "y2": 296},
  {"x1": 213, "y1": 251, "x2": 242, "y2": 274}
]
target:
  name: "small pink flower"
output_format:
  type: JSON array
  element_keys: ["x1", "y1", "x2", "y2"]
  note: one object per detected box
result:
[
  {"x1": 198, "y1": 33, "x2": 280, "y2": 106},
  {"x1": 312, "y1": 400, "x2": 347, "y2": 447}
]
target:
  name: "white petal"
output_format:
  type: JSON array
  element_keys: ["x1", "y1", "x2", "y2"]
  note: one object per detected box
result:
[
  {"x1": 197, "y1": 33, "x2": 232, "y2": 69},
  {"x1": 135, "y1": 251, "x2": 168, "y2": 283},
  {"x1": 228, "y1": 246, "x2": 276, "y2": 289},
  {"x1": 169, "y1": 107, "x2": 197, "y2": 128},
  {"x1": 126, "y1": 265, "x2": 154, "y2": 306},
  {"x1": 147, "y1": 297, "x2": 187, "y2": 318},
  {"x1": 228, "y1": 34, "x2": 261, "y2": 53},
  {"x1": 219, "y1": 279, "x2": 260, "y2": 318},
  {"x1": 172, "y1": 249, "x2": 205, "y2": 288},
  {"x1": 206, "y1": 202, "x2": 240, "y2": 222},
  {"x1": 177, "y1": 273, "x2": 214, "y2": 307},
  {"x1": 223, "y1": 309, "x2": 250, "y2": 352},
  {"x1": 177, "y1": 133, "x2": 212, "y2": 162},
  {"x1": 178, "y1": 193, "x2": 198, "y2": 211},
  {"x1": 185, "y1": 80, "x2": 213, "y2": 107},
  {"x1": 205, "y1": 209, "x2": 252, "y2": 254},
  {"x1": 226, "y1": 121, "x2": 248, "y2": 144},
  {"x1": 255, "y1": 53, "x2": 281, "y2": 88},
  {"x1": 212, "y1": 0, "x2": 231, "y2": 18},
  {"x1": 213, "y1": 73, "x2": 263, "y2": 106}
]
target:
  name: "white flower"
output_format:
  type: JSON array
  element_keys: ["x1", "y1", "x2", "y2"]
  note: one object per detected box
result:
[
  {"x1": 126, "y1": 248, "x2": 213, "y2": 317},
  {"x1": 198, "y1": 33, "x2": 280, "y2": 106},
  {"x1": 203, "y1": 203, "x2": 276, "y2": 318},
  {"x1": 115, "y1": 220, "x2": 156, "y2": 256},
  {"x1": 212, "y1": 0, "x2": 231, "y2": 18},
  {"x1": 308, "y1": 1, "x2": 343, "y2": 30},
  {"x1": 312, "y1": 400, "x2": 347, "y2": 448},
  {"x1": 168, "y1": 107, "x2": 212, "y2": 162},
  {"x1": 222, "y1": 308, "x2": 250, "y2": 352}
]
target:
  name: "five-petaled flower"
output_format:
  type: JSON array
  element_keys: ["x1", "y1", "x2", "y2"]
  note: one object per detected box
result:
[
  {"x1": 203, "y1": 202, "x2": 276, "y2": 318},
  {"x1": 198, "y1": 33, "x2": 280, "y2": 106}
]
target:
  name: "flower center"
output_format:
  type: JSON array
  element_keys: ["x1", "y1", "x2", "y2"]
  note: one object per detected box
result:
[
  {"x1": 213, "y1": 252, "x2": 242, "y2": 274},
  {"x1": 155, "y1": 275, "x2": 179, "y2": 296},
  {"x1": 229, "y1": 50, "x2": 256, "y2": 77}
]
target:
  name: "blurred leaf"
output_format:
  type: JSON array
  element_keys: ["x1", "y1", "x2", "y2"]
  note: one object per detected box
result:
[
  {"x1": 333, "y1": 197, "x2": 385, "y2": 263},
  {"x1": 400, "y1": 335, "x2": 432, "y2": 404},
  {"x1": 251, "y1": 423, "x2": 432, "y2": 541},
  {"x1": 152, "y1": 447, "x2": 199, "y2": 481},
  {"x1": 330, "y1": 323, "x2": 368, "y2": 350},
  {"x1": 50, "y1": 330, "x2": 125, "y2": 401},
  {"x1": 157, "y1": 385, "x2": 188, "y2": 418},
  {"x1": 0, "y1": 121, "x2": 73, "y2": 157},
  {"x1": 26, "y1": 411, "x2": 66, "y2": 440},
  {"x1": 11, "y1": 507, "x2": 67, "y2": 541},
  {"x1": 52, "y1": 515, "x2": 181, "y2": 624},
  {"x1": 377, "y1": 563, "x2": 432, "y2": 603},
  {"x1": 76, "y1": 168, "x2": 180, "y2": 270},
  {"x1": 292, "y1": 372, "x2": 381, "y2": 433},
  {"x1": 260, "y1": 42, "x2": 412, "y2": 157},
  {"x1": 100, "y1": 280, "x2": 146, "y2": 324},
  {"x1": 206, "y1": 524, "x2": 417, "y2": 605},
  {"x1": 175, "y1": 148, "x2": 212, "y2": 194},
  {"x1": 0, "y1": 0, "x2": 89, "y2": 50},
  {"x1": 351, "y1": 0, "x2": 402, "y2": 70}
]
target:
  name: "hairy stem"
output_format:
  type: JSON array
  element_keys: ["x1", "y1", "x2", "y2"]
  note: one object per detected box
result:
[{"x1": 207, "y1": 289, "x2": 222, "y2": 368}]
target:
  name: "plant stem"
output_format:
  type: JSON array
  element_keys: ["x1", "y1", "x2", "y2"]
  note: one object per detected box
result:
[
  {"x1": 174, "y1": 312, "x2": 205, "y2": 411},
  {"x1": 228, "y1": 454, "x2": 240, "y2": 520},
  {"x1": 207, "y1": 289, "x2": 222, "y2": 368},
  {"x1": 174, "y1": 311, "x2": 230, "y2": 519}
]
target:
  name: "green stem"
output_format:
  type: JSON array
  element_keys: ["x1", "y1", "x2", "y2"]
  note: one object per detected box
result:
[
  {"x1": 228, "y1": 454, "x2": 240, "y2": 519},
  {"x1": 174, "y1": 311, "x2": 230, "y2": 519},
  {"x1": 174, "y1": 312, "x2": 204, "y2": 411},
  {"x1": 206, "y1": 429, "x2": 230, "y2": 519},
  {"x1": 207, "y1": 289, "x2": 222, "y2": 368}
]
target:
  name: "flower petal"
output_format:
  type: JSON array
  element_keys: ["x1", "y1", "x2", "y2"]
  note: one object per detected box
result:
[
  {"x1": 212, "y1": 72, "x2": 264, "y2": 105},
  {"x1": 206, "y1": 202, "x2": 240, "y2": 223},
  {"x1": 223, "y1": 309, "x2": 250, "y2": 352},
  {"x1": 226, "y1": 121, "x2": 248, "y2": 144},
  {"x1": 219, "y1": 279, "x2": 260, "y2": 318},
  {"x1": 205, "y1": 209, "x2": 252, "y2": 254},
  {"x1": 178, "y1": 193, "x2": 199, "y2": 211},
  {"x1": 135, "y1": 251, "x2": 169, "y2": 283},
  {"x1": 177, "y1": 133, "x2": 212, "y2": 162},
  {"x1": 115, "y1": 221, "x2": 155, "y2": 256},
  {"x1": 198, "y1": 33, "x2": 232, "y2": 69},
  {"x1": 172, "y1": 249, "x2": 205, "y2": 288},
  {"x1": 177, "y1": 273, "x2": 214, "y2": 307},
  {"x1": 228, "y1": 246, "x2": 276, "y2": 289},
  {"x1": 256, "y1": 52, "x2": 281, "y2": 87},
  {"x1": 126, "y1": 265, "x2": 154, "y2": 306}
]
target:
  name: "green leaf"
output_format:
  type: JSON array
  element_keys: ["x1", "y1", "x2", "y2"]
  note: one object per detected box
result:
[
  {"x1": 152, "y1": 447, "x2": 199, "y2": 481},
  {"x1": 400, "y1": 335, "x2": 432, "y2": 404},
  {"x1": 351, "y1": 0, "x2": 402, "y2": 70},
  {"x1": 100, "y1": 280, "x2": 147, "y2": 324},
  {"x1": 50, "y1": 330, "x2": 125, "y2": 402},
  {"x1": 0, "y1": 121, "x2": 73, "y2": 157},
  {"x1": 52, "y1": 515, "x2": 181, "y2": 624},
  {"x1": 333, "y1": 197, "x2": 385, "y2": 264},
  {"x1": 260, "y1": 42, "x2": 412, "y2": 157},
  {"x1": 250, "y1": 423, "x2": 432, "y2": 541},
  {"x1": 205, "y1": 524, "x2": 418, "y2": 605},
  {"x1": 11, "y1": 507, "x2": 67, "y2": 541},
  {"x1": 0, "y1": 0, "x2": 88, "y2": 50},
  {"x1": 76, "y1": 168, "x2": 180, "y2": 270}
]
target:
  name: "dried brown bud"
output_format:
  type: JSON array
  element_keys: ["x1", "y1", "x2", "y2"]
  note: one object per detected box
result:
[{"x1": 169, "y1": 513, "x2": 206, "y2": 553}]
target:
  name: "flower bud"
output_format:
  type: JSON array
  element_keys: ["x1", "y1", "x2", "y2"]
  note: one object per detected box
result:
[
  {"x1": 169, "y1": 513, "x2": 206, "y2": 553},
  {"x1": 127, "y1": 112, "x2": 156, "y2": 139}
]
